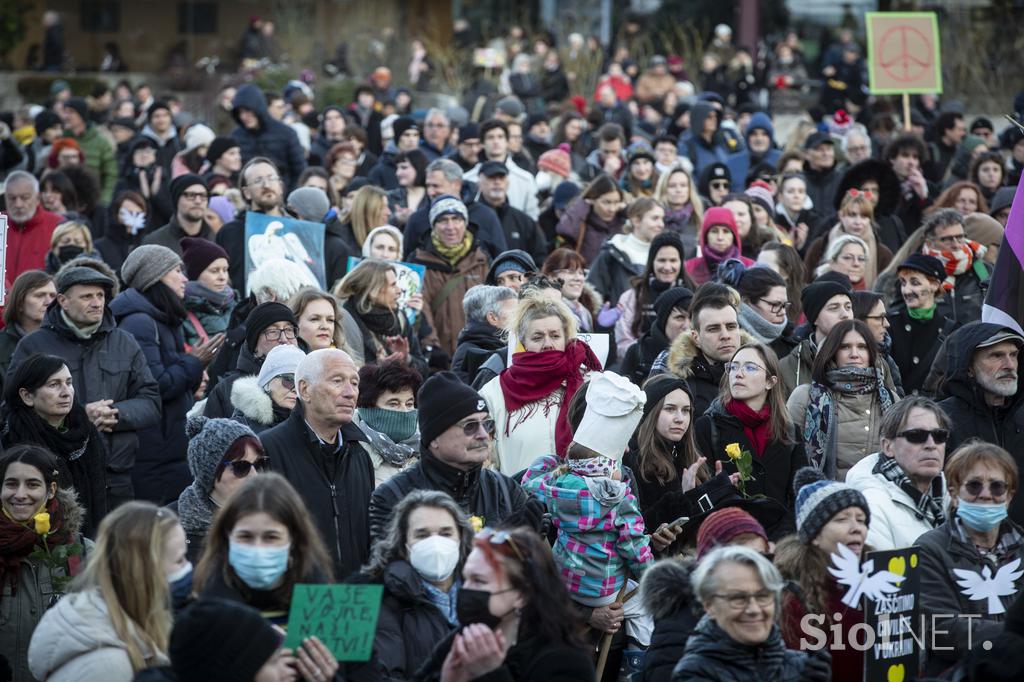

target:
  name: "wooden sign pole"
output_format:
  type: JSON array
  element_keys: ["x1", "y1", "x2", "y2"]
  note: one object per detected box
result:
[{"x1": 903, "y1": 93, "x2": 912, "y2": 131}]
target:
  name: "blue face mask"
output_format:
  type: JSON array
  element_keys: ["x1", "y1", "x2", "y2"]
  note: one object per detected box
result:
[
  {"x1": 956, "y1": 499, "x2": 1008, "y2": 532},
  {"x1": 168, "y1": 561, "x2": 193, "y2": 607},
  {"x1": 228, "y1": 541, "x2": 291, "y2": 590}
]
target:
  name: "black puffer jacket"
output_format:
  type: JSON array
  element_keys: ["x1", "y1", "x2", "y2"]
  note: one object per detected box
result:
[
  {"x1": 261, "y1": 406, "x2": 374, "y2": 578},
  {"x1": 345, "y1": 561, "x2": 456, "y2": 682},
  {"x1": 369, "y1": 449, "x2": 543, "y2": 540},
  {"x1": 638, "y1": 558, "x2": 702, "y2": 682},
  {"x1": 412, "y1": 630, "x2": 595, "y2": 682},
  {"x1": 693, "y1": 399, "x2": 806, "y2": 539},
  {"x1": 230, "y1": 84, "x2": 307, "y2": 189},
  {"x1": 918, "y1": 518, "x2": 1024, "y2": 676},
  {"x1": 620, "y1": 323, "x2": 670, "y2": 386},
  {"x1": 324, "y1": 216, "x2": 360, "y2": 289},
  {"x1": 451, "y1": 320, "x2": 505, "y2": 384},
  {"x1": 486, "y1": 200, "x2": 548, "y2": 266},
  {"x1": 671, "y1": 616, "x2": 818, "y2": 681},
  {"x1": 886, "y1": 305, "x2": 955, "y2": 396},
  {"x1": 937, "y1": 321, "x2": 1024, "y2": 522}
]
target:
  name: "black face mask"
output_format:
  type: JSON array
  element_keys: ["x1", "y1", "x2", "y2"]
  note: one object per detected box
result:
[
  {"x1": 456, "y1": 587, "x2": 515, "y2": 629},
  {"x1": 57, "y1": 245, "x2": 85, "y2": 263}
]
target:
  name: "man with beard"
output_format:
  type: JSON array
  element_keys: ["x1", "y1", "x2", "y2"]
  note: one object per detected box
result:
[
  {"x1": 215, "y1": 157, "x2": 286, "y2": 292},
  {"x1": 2, "y1": 171, "x2": 63, "y2": 288},
  {"x1": 938, "y1": 322, "x2": 1024, "y2": 522},
  {"x1": 143, "y1": 174, "x2": 215, "y2": 254}
]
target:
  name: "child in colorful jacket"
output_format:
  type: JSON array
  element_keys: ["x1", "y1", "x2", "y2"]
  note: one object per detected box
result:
[{"x1": 522, "y1": 371, "x2": 655, "y2": 653}]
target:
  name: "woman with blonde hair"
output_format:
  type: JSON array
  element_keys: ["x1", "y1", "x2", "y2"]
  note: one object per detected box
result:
[
  {"x1": 479, "y1": 296, "x2": 602, "y2": 475},
  {"x1": 655, "y1": 166, "x2": 703, "y2": 258},
  {"x1": 804, "y1": 190, "x2": 892, "y2": 289},
  {"x1": 28, "y1": 501, "x2": 181, "y2": 680},
  {"x1": 45, "y1": 220, "x2": 97, "y2": 274},
  {"x1": 348, "y1": 185, "x2": 392, "y2": 249},
  {"x1": 816, "y1": 234, "x2": 871, "y2": 290},
  {"x1": 333, "y1": 260, "x2": 427, "y2": 375}
]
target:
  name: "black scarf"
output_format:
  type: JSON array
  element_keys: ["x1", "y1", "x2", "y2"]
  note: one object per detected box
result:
[{"x1": 3, "y1": 403, "x2": 93, "y2": 462}]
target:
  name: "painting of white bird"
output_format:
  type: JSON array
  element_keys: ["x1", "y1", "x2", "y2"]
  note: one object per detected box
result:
[
  {"x1": 247, "y1": 220, "x2": 320, "y2": 285},
  {"x1": 952, "y1": 558, "x2": 1023, "y2": 615},
  {"x1": 829, "y1": 543, "x2": 905, "y2": 608}
]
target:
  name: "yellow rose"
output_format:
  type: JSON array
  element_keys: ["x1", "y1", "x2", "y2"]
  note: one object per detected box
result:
[
  {"x1": 470, "y1": 516, "x2": 484, "y2": 533},
  {"x1": 725, "y1": 443, "x2": 742, "y2": 461},
  {"x1": 34, "y1": 512, "x2": 51, "y2": 536}
]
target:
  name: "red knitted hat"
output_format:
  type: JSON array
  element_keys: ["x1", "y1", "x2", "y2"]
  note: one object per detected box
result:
[
  {"x1": 538, "y1": 145, "x2": 572, "y2": 178},
  {"x1": 695, "y1": 507, "x2": 768, "y2": 559}
]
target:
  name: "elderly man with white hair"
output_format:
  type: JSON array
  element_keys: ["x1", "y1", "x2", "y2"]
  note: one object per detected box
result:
[
  {"x1": 2, "y1": 170, "x2": 64, "y2": 288},
  {"x1": 260, "y1": 348, "x2": 375, "y2": 575}
]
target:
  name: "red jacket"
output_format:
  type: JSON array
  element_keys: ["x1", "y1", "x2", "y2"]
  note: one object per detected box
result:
[{"x1": 4, "y1": 204, "x2": 62, "y2": 288}]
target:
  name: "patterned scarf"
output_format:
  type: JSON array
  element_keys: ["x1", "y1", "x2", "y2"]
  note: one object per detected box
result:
[
  {"x1": 431, "y1": 231, "x2": 474, "y2": 266},
  {"x1": 873, "y1": 454, "x2": 946, "y2": 528},
  {"x1": 921, "y1": 239, "x2": 985, "y2": 292},
  {"x1": 803, "y1": 366, "x2": 895, "y2": 479}
]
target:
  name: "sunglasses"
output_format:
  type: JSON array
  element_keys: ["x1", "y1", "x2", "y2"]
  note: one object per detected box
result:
[
  {"x1": 459, "y1": 419, "x2": 496, "y2": 437},
  {"x1": 478, "y1": 528, "x2": 526, "y2": 562},
  {"x1": 964, "y1": 479, "x2": 1009, "y2": 498},
  {"x1": 221, "y1": 457, "x2": 270, "y2": 478},
  {"x1": 710, "y1": 180, "x2": 731, "y2": 190},
  {"x1": 275, "y1": 374, "x2": 295, "y2": 391},
  {"x1": 897, "y1": 428, "x2": 949, "y2": 444}
]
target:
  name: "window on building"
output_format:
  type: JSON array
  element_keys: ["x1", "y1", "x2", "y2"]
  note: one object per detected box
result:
[
  {"x1": 80, "y1": 1, "x2": 120, "y2": 32},
  {"x1": 179, "y1": 2, "x2": 218, "y2": 34}
]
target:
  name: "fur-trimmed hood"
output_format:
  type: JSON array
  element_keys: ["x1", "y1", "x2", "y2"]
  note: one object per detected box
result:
[
  {"x1": 56, "y1": 487, "x2": 85, "y2": 539},
  {"x1": 230, "y1": 375, "x2": 274, "y2": 426},
  {"x1": 666, "y1": 328, "x2": 754, "y2": 379},
  {"x1": 640, "y1": 557, "x2": 699, "y2": 620}
]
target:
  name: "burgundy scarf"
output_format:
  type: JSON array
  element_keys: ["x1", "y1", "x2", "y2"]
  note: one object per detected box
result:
[
  {"x1": 703, "y1": 243, "x2": 742, "y2": 272},
  {"x1": 499, "y1": 339, "x2": 602, "y2": 456},
  {"x1": 0, "y1": 496, "x2": 79, "y2": 603},
  {"x1": 725, "y1": 399, "x2": 773, "y2": 457}
]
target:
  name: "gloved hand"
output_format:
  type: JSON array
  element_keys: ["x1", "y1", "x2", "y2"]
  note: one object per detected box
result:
[
  {"x1": 596, "y1": 302, "x2": 621, "y2": 328},
  {"x1": 799, "y1": 646, "x2": 832, "y2": 682}
]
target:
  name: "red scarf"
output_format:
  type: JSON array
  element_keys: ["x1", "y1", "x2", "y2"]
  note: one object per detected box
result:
[
  {"x1": 0, "y1": 496, "x2": 79, "y2": 603},
  {"x1": 725, "y1": 399, "x2": 773, "y2": 457},
  {"x1": 499, "y1": 339, "x2": 602, "y2": 456}
]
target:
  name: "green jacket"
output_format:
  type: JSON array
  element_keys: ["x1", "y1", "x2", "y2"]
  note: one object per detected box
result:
[{"x1": 64, "y1": 126, "x2": 117, "y2": 203}]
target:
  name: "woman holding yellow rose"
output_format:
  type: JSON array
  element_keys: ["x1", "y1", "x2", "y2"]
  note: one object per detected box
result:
[
  {"x1": 0, "y1": 445, "x2": 90, "y2": 682},
  {"x1": 694, "y1": 343, "x2": 807, "y2": 538}
]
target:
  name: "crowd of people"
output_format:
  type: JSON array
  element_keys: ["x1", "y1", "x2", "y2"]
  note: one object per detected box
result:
[{"x1": 2, "y1": 14, "x2": 1024, "y2": 682}]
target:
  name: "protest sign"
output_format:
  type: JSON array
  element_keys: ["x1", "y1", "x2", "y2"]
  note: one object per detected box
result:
[
  {"x1": 346, "y1": 256, "x2": 425, "y2": 323},
  {"x1": 283, "y1": 584, "x2": 384, "y2": 662},
  {"x1": 244, "y1": 213, "x2": 326, "y2": 291},
  {"x1": 0, "y1": 214, "x2": 7, "y2": 304},
  {"x1": 861, "y1": 546, "x2": 921, "y2": 682},
  {"x1": 866, "y1": 12, "x2": 942, "y2": 95}
]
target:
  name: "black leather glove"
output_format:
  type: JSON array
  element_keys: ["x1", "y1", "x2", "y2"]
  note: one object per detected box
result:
[{"x1": 799, "y1": 646, "x2": 832, "y2": 682}]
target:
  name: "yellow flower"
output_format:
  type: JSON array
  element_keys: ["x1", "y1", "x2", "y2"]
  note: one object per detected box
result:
[
  {"x1": 725, "y1": 443, "x2": 742, "y2": 461},
  {"x1": 470, "y1": 516, "x2": 484, "y2": 533},
  {"x1": 34, "y1": 512, "x2": 51, "y2": 536}
]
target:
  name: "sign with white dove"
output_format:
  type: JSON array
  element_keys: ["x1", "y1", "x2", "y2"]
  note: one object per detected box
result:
[
  {"x1": 244, "y1": 212, "x2": 327, "y2": 290},
  {"x1": 829, "y1": 542, "x2": 904, "y2": 607},
  {"x1": 952, "y1": 557, "x2": 1024, "y2": 616},
  {"x1": 857, "y1": 547, "x2": 922, "y2": 682}
]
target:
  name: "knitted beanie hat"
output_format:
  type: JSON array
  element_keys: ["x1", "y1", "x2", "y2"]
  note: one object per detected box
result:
[
  {"x1": 206, "y1": 136, "x2": 240, "y2": 166},
  {"x1": 286, "y1": 186, "x2": 330, "y2": 223},
  {"x1": 429, "y1": 194, "x2": 469, "y2": 226},
  {"x1": 793, "y1": 467, "x2": 871, "y2": 544},
  {"x1": 537, "y1": 145, "x2": 572, "y2": 178},
  {"x1": 244, "y1": 302, "x2": 297, "y2": 354},
  {"x1": 180, "y1": 237, "x2": 228, "y2": 281},
  {"x1": 121, "y1": 244, "x2": 182, "y2": 292},
  {"x1": 800, "y1": 281, "x2": 851, "y2": 328},
  {"x1": 170, "y1": 598, "x2": 281, "y2": 682},
  {"x1": 169, "y1": 173, "x2": 208, "y2": 208},
  {"x1": 417, "y1": 371, "x2": 488, "y2": 447},
  {"x1": 696, "y1": 507, "x2": 769, "y2": 559},
  {"x1": 257, "y1": 344, "x2": 306, "y2": 390},
  {"x1": 185, "y1": 416, "x2": 258, "y2": 495}
]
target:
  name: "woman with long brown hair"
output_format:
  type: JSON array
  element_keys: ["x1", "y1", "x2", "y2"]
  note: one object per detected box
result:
[
  {"x1": 555, "y1": 173, "x2": 626, "y2": 264},
  {"x1": 0, "y1": 270, "x2": 56, "y2": 378},
  {"x1": 694, "y1": 343, "x2": 806, "y2": 537},
  {"x1": 28, "y1": 500, "x2": 179, "y2": 680}
]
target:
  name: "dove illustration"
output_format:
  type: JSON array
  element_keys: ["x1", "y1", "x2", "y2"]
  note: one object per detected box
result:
[
  {"x1": 952, "y1": 558, "x2": 1023, "y2": 615},
  {"x1": 828, "y1": 543, "x2": 905, "y2": 608},
  {"x1": 248, "y1": 221, "x2": 319, "y2": 284}
]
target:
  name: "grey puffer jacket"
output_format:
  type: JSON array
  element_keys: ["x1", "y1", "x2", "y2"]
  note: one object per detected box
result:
[
  {"x1": 672, "y1": 615, "x2": 818, "y2": 681},
  {"x1": 8, "y1": 303, "x2": 160, "y2": 474}
]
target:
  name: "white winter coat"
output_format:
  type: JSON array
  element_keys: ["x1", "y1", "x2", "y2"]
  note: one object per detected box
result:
[{"x1": 479, "y1": 376, "x2": 562, "y2": 476}]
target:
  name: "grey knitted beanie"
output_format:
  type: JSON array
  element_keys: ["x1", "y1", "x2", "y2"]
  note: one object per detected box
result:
[
  {"x1": 185, "y1": 416, "x2": 259, "y2": 495},
  {"x1": 121, "y1": 244, "x2": 182, "y2": 292}
]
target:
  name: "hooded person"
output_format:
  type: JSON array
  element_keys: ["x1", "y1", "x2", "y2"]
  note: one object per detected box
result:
[
  {"x1": 368, "y1": 371, "x2": 543, "y2": 538},
  {"x1": 521, "y1": 371, "x2": 655, "y2": 672},
  {"x1": 683, "y1": 206, "x2": 754, "y2": 286},
  {"x1": 620, "y1": 286, "x2": 694, "y2": 386},
  {"x1": 820, "y1": 158, "x2": 905, "y2": 255},
  {"x1": 229, "y1": 344, "x2": 306, "y2": 434},
  {"x1": 484, "y1": 249, "x2": 536, "y2": 291},
  {"x1": 683, "y1": 101, "x2": 733, "y2": 177},
  {"x1": 229, "y1": 83, "x2": 307, "y2": 189},
  {"x1": 726, "y1": 111, "x2": 781, "y2": 185}
]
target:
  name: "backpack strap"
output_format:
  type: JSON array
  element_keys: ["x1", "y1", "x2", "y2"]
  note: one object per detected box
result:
[
  {"x1": 430, "y1": 274, "x2": 467, "y2": 317},
  {"x1": 574, "y1": 219, "x2": 588, "y2": 255},
  {"x1": 184, "y1": 311, "x2": 209, "y2": 352}
]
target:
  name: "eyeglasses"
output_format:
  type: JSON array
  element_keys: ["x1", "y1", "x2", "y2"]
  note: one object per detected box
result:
[
  {"x1": 712, "y1": 590, "x2": 775, "y2": 609},
  {"x1": 758, "y1": 299, "x2": 791, "y2": 314},
  {"x1": 726, "y1": 361, "x2": 767, "y2": 375},
  {"x1": 478, "y1": 528, "x2": 526, "y2": 562},
  {"x1": 847, "y1": 188, "x2": 875, "y2": 200},
  {"x1": 964, "y1": 479, "x2": 1009, "y2": 497},
  {"x1": 838, "y1": 254, "x2": 868, "y2": 264},
  {"x1": 274, "y1": 374, "x2": 295, "y2": 391},
  {"x1": 933, "y1": 233, "x2": 967, "y2": 246},
  {"x1": 459, "y1": 418, "x2": 496, "y2": 437},
  {"x1": 896, "y1": 428, "x2": 949, "y2": 444},
  {"x1": 710, "y1": 180, "x2": 731, "y2": 190},
  {"x1": 248, "y1": 175, "x2": 281, "y2": 187},
  {"x1": 221, "y1": 456, "x2": 270, "y2": 478},
  {"x1": 181, "y1": 191, "x2": 209, "y2": 202},
  {"x1": 262, "y1": 326, "x2": 297, "y2": 341},
  {"x1": 863, "y1": 314, "x2": 888, "y2": 321}
]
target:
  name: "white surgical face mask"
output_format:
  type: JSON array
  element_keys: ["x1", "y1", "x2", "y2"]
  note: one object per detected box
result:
[{"x1": 408, "y1": 534, "x2": 460, "y2": 582}]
